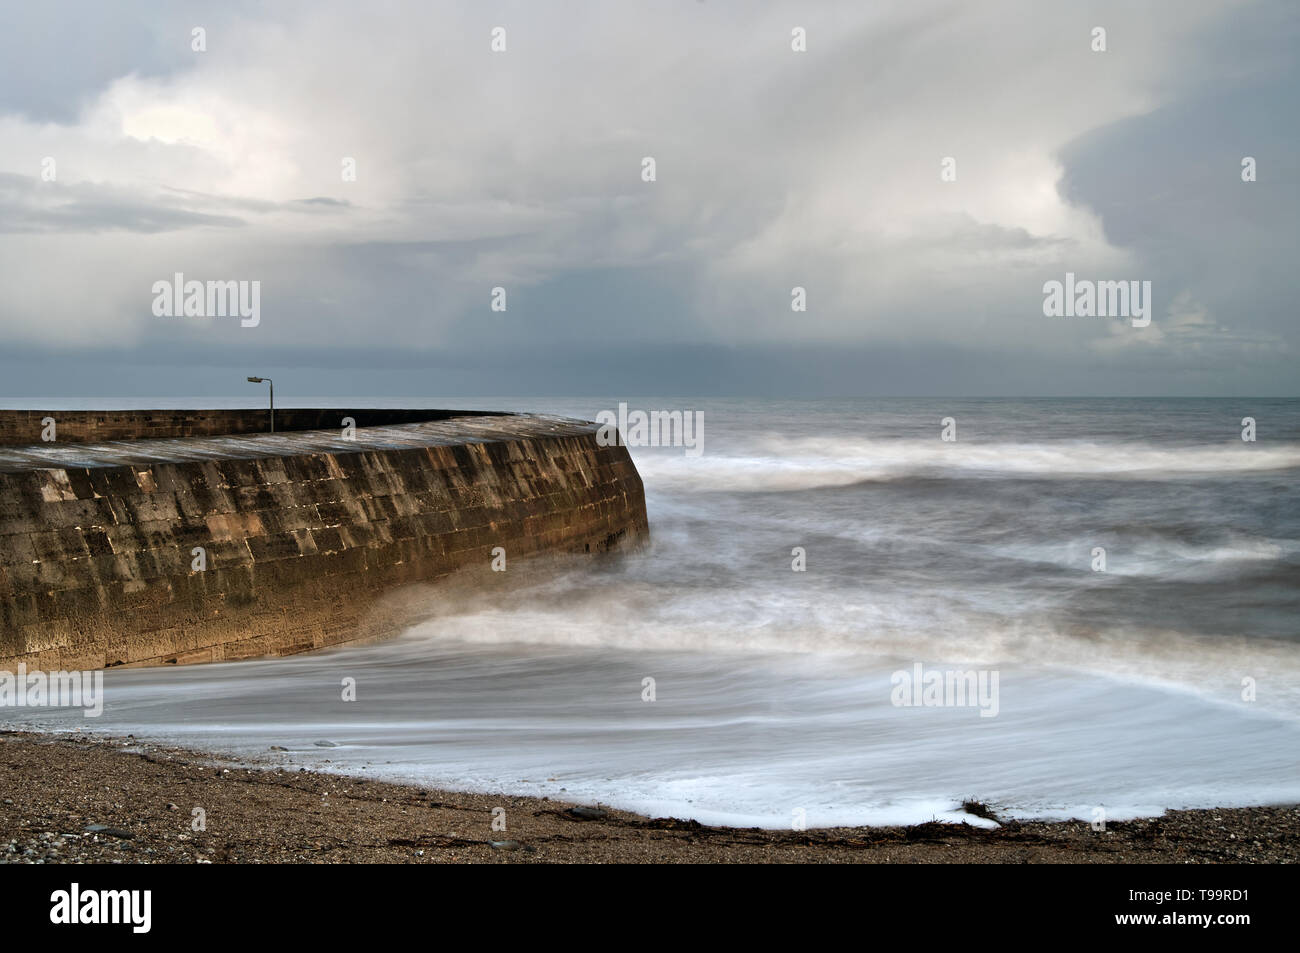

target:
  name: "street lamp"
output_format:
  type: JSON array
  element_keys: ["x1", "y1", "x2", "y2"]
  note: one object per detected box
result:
[{"x1": 246, "y1": 376, "x2": 274, "y2": 433}]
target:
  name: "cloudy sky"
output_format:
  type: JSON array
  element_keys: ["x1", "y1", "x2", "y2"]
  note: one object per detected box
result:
[{"x1": 0, "y1": 0, "x2": 1295, "y2": 397}]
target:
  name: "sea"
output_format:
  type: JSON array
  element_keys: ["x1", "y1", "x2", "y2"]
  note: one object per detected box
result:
[{"x1": 5, "y1": 396, "x2": 1299, "y2": 828}]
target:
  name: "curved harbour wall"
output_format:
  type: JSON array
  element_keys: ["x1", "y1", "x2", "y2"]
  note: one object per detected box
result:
[{"x1": 0, "y1": 410, "x2": 648, "y2": 670}]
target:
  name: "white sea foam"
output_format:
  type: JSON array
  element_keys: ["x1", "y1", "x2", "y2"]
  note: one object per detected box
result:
[
  {"x1": 12, "y1": 642, "x2": 1300, "y2": 829},
  {"x1": 634, "y1": 437, "x2": 1300, "y2": 493}
]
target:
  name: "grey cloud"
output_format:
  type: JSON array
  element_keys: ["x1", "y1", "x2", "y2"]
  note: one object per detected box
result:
[
  {"x1": 0, "y1": 0, "x2": 1295, "y2": 397},
  {"x1": 292, "y1": 197, "x2": 353, "y2": 209},
  {"x1": 0, "y1": 174, "x2": 247, "y2": 233}
]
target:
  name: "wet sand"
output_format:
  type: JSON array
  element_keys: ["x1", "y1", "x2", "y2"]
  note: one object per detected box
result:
[{"x1": 1, "y1": 731, "x2": 1295, "y2": 864}]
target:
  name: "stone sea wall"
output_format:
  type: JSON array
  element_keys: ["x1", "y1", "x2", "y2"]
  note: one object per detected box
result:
[{"x1": 0, "y1": 410, "x2": 648, "y2": 670}]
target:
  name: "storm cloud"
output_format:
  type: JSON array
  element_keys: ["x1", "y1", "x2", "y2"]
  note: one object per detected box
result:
[{"x1": 0, "y1": 0, "x2": 1295, "y2": 397}]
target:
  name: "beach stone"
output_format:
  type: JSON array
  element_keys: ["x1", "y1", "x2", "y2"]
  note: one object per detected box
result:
[{"x1": 84, "y1": 824, "x2": 134, "y2": 839}]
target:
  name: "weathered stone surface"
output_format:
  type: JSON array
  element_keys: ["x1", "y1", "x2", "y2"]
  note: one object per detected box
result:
[{"x1": 0, "y1": 410, "x2": 648, "y2": 670}]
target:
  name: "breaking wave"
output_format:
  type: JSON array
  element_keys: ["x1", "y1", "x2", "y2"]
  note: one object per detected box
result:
[{"x1": 636, "y1": 437, "x2": 1300, "y2": 493}]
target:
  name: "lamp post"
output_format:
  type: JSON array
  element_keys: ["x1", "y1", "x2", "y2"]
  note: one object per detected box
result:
[{"x1": 246, "y1": 376, "x2": 274, "y2": 433}]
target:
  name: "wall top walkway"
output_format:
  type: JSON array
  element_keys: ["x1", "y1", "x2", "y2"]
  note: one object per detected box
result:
[{"x1": 0, "y1": 411, "x2": 598, "y2": 472}]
